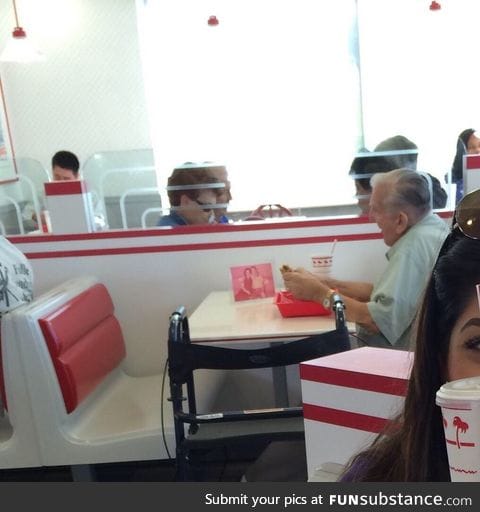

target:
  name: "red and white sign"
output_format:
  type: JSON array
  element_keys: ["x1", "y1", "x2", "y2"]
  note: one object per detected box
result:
[
  {"x1": 463, "y1": 154, "x2": 480, "y2": 195},
  {"x1": 44, "y1": 180, "x2": 95, "y2": 234}
]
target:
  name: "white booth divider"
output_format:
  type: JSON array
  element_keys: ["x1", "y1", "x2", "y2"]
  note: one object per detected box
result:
[{"x1": 8, "y1": 214, "x2": 451, "y2": 459}]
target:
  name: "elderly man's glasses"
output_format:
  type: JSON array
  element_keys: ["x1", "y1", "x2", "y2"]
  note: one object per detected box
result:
[{"x1": 454, "y1": 189, "x2": 480, "y2": 239}]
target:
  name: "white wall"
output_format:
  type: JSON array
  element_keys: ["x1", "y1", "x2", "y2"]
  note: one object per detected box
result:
[{"x1": 0, "y1": 0, "x2": 151, "y2": 173}]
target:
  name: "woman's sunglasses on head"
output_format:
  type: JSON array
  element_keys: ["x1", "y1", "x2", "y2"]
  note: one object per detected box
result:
[{"x1": 455, "y1": 188, "x2": 480, "y2": 239}]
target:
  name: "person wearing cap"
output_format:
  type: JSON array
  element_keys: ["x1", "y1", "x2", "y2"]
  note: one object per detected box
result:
[
  {"x1": 283, "y1": 168, "x2": 449, "y2": 349},
  {"x1": 448, "y1": 128, "x2": 480, "y2": 203},
  {"x1": 157, "y1": 164, "x2": 222, "y2": 227}
]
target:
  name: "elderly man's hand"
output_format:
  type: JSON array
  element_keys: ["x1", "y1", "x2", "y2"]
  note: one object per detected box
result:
[{"x1": 282, "y1": 268, "x2": 329, "y2": 303}]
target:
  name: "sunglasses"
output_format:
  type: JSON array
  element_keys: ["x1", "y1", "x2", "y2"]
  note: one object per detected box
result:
[
  {"x1": 193, "y1": 198, "x2": 214, "y2": 211},
  {"x1": 453, "y1": 189, "x2": 480, "y2": 239}
]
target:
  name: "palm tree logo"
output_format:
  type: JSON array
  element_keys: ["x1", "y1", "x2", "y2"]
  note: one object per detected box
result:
[{"x1": 453, "y1": 416, "x2": 469, "y2": 449}]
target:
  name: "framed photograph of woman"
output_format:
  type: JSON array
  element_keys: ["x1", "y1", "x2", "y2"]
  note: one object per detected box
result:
[
  {"x1": 230, "y1": 262, "x2": 276, "y2": 302},
  {"x1": 0, "y1": 77, "x2": 17, "y2": 184}
]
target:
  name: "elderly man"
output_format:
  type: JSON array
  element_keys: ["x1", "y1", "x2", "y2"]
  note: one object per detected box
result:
[{"x1": 283, "y1": 168, "x2": 449, "y2": 349}]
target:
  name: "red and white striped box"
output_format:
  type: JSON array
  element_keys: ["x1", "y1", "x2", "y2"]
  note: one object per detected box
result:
[
  {"x1": 463, "y1": 154, "x2": 480, "y2": 195},
  {"x1": 44, "y1": 180, "x2": 95, "y2": 234},
  {"x1": 300, "y1": 346, "x2": 413, "y2": 477}
]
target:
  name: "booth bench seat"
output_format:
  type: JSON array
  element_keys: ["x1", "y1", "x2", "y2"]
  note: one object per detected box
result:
[{"x1": 5, "y1": 276, "x2": 172, "y2": 468}]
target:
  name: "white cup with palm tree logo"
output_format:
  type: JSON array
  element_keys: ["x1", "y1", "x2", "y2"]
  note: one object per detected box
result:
[{"x1": 436, "y1": 377, "x2": 480, "y2": 481}]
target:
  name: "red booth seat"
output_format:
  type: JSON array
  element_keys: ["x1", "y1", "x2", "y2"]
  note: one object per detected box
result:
[
  {"x1": 9, "y1": 276, "x2": 172, "y2": 467},
  {"x1": 39, "y1": 284, "x2": 126, "y2": 413}
]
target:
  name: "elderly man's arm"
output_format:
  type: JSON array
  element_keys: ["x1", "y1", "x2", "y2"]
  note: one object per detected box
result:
[
  {"x1": 323, "y1": 277, "x2": 373, "y2": 302},
  {"x1": 282, "y1": 270, "x2": 379, "y2": 333}
]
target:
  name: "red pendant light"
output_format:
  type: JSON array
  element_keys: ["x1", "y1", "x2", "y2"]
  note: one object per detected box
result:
[{"x1": 0, "y1": 0, "x2": 44, "y2": 62}]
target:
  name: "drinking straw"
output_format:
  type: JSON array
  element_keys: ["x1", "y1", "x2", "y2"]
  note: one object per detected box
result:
[{"x1": 330, "y1": 239, "x2": 337, "y2": 255}]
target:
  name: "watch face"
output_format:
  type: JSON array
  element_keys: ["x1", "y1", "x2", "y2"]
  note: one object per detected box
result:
[{"x1": 323, "y1": 297, "x2": 330, "y2": 309}]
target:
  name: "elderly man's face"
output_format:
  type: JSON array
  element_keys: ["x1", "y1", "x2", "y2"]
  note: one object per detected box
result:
[{"x1": 369, "y1": 182, "x2": 405, "y2": 247}]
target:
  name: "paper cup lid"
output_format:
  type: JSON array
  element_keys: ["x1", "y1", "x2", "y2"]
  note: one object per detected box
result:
[{"x1": 436, "y1": 376, "x2": 480, "y2": 405}]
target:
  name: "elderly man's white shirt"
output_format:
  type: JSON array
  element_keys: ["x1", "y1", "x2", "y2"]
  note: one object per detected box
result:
[{"x1": 358, "y1": 213, "x2": 450, "y2": 349}]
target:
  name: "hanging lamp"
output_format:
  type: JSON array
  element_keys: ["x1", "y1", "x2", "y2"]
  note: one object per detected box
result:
[{"x1": 0, "y1": 0, "x2": 44, "y2": 62}]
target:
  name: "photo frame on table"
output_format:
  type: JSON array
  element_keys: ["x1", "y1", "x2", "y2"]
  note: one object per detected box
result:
[
  {"x1": 230, "y1": 262, "x2": 276, "y2": 302},
  {"x1": 0, "y1": 77, "x2": 17, "y2": 184}
]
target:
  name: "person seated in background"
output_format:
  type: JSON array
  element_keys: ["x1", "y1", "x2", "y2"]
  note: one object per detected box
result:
[
  {"x1": 350, "y1": 135, "x2": 447, "y2": 215},
  {"x1": 157, "y1": 164, "x2": 222, "y2": 227},
  {"x1": 283, "y1": 169, "x2": 449, "y2": 349},
  {"x1": 22, "y1": 150, "x2": 107, "y2": 231},
  {"x1": 0, "y1": 236, "x2": 33, "y2": 317},
  {"x1": 200, "y1": 162, "x2": 232, "y2": 223},
  {"x1": 0, "y1": 236, "x2": 33, "y2": 410},
  {"x1": 340, "y1": 191, "x2": 480, "y2": 481},
  {"x1": 448, "y1": 128, "x2": 480, "y2": 203},
  {"x1": 51, "y1": 150, "x2": 80, "y2": 181},
  {"x1": 349, "y1": 148, "x2": 383, "y2": 215}
]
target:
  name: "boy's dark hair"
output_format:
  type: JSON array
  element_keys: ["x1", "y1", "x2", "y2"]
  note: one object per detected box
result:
[{"x1": 52, "y1": 151, "x2": 80, "y2": 175}]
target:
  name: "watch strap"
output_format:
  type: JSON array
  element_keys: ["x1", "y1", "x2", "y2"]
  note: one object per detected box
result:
[{"x1": 323, "y1": 288, "x2": 337, "y2": 309}]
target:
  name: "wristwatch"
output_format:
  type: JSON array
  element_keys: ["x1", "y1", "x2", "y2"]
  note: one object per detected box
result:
[{"x1": 323, "y1": 288, "x2": 337, "y2": 309}]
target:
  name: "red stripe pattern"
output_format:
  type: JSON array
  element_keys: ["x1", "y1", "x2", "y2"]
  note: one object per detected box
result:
[
  {"x1": 303, "y1": 403, "x2": 394, "y2": 433},
  {"x1": 299, "y1": 365, "x2": 408, "y2": 396},
  {"x1": 45, "y1": 180, "x2": 88, "y2": 196},
  {"x1": 466, "y1": 154, "x2": 480, "y2": 170}
]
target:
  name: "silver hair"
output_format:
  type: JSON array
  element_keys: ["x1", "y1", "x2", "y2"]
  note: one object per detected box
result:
[{"x1": 370, "y1": 168, "x2": 431, "y2": 219}]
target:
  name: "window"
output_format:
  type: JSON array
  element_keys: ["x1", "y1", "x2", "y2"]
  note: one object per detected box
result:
[
  {"x1": 138, "y1": 0, "x2": 480, "y2": 216},
  {"x1": 357, "y1": 0, "x2": 480, "y2": 195},
  {"x1": 138, "y1": 0, "x2": 361, "y2": 213}
]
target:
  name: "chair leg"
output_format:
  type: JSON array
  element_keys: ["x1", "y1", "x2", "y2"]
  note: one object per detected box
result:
[
  {"x1": 71, "y1": 464, "x2": 96, "y2": 481},
  {"x1": 175, "y1": 447, "x2": 204, "y2": 481},
  {"x1": 175, "y1": 446, "x2": 188, "y2": 481}
]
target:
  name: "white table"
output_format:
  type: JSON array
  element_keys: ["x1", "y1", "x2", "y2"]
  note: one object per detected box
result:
[{"x1": 189, "y1": 291, "x2": 353, "y2": 406}]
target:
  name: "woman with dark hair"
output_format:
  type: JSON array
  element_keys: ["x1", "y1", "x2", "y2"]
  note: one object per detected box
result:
[
  {"x1": 235, "y1": 267, "x2": 254, "y2": 301},
  {"x1": 340, "y1": 189, "x2": 480, "y2": 481},
  {"x1": 449, "y1": 128, "x2": 480, "y2": 203}
]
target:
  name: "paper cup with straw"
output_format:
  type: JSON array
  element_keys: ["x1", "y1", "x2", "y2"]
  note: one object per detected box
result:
[{"x1": 310, "y1": 240, "x2": 336, "y2": 278}]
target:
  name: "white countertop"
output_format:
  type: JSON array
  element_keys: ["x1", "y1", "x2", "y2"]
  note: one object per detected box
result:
[{"x1": 189, "y1": 290, "x2": 352, "y2": 343}]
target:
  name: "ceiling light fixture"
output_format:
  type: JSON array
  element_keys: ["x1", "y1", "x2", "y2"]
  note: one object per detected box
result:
[{"x1": 0, "y1": 0, "x2": 44, "y2": 63}]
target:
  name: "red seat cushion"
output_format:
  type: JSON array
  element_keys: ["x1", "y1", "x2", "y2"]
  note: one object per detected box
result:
[{"x1": 38, "y1": 284, "x2": 126, "y2": 413}]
